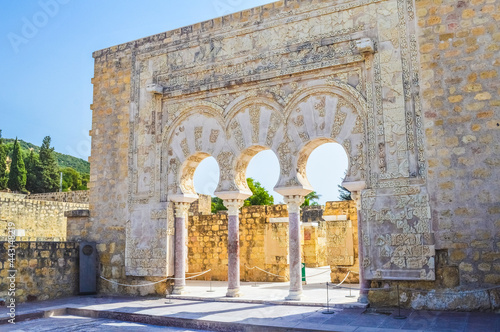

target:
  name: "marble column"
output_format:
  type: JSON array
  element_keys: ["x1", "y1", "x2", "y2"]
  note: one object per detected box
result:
[
  {"x1": 224, "y1": 199, "x2": 244, "y2": 297},
  {"x1": 172, "y1": 202, "x2": 190, "y2": 295},
  {"x1": 352, "y1": 191, "x2": 369, "y2": 303},
  {"x1": 284, "y1": 195, "x2": 305, "y2": 301}
]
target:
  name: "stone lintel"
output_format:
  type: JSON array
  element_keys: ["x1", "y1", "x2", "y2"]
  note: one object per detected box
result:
[{"x1": 323, "y1": 215, "x2": 348, "y2": 221}]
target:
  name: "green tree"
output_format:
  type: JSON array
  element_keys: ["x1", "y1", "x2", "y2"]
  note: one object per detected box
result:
[
  {"x1": 244, "y1": 178, "x2": 274, "y2": 206},
  {"x1": 302, "y1": 191, "x2": 321, "y2": 207},
  {"x1": 78, "y1": 172, "x2": 89, "y2": 190},
  {"x1": 211, "y1": 196, "x2": 227, "y2": 213},
  {"x1": 25, "y1": 149, "x2": 43, "y2": 193},
  {"x1": 61, "y1": 167, "x2": 82, "y2": 191},
  {"x1": 7, "y1": 138, "x2": 27, "y2": 192},
  {"x1": 0, "y1": 130, "x2": 8, "y2": 190},
  {"x1": 39, "y1": 136, "x2": 60, "y2": 192},
  {"x1": 338, "y1": 184, "x2": 352, "y2": 201}
]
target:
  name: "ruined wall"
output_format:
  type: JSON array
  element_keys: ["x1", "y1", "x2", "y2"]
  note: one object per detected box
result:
[
  {"x1": 324, "y1": 201, "x2": 360, "y2": 283},
  {"x1": 88, "y1": 45, "x2": 171, "y2": 297},
  {"x1": 187, "y1": 201, "x2": 358, "y2": 282},
  {"x1": 188, "y1": 205, "x2": 290, "y2": 282},
  {"x1": 88, "y1": 0, "x2": 499, "y2": 309},
  {"x1": 419, "y1": 0, "x2": 500, "y2": 286},
  {"x1": 0, "y1": 193, "x2": 88, "y2": 241},
  {"x1": 0, "y1": 242, "x2": 79, "y2": 303},
  {"x1": 367, "y1": 0, "x2": 500, "y2": 310},
  {"x1": 27, "y1": 191, "x2": 90, "y2": 204},
  {"x1": 189, "y1": 194, "x2": 212, "y2": 216}
]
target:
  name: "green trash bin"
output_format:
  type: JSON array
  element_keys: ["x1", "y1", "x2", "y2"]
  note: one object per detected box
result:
[{"x1": 301, "y1": 263, "x2": 306, "y2": 285}]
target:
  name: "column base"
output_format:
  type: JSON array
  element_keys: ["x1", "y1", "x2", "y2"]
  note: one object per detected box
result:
[
  {"x1": 285, "y1": 290, "x2": 303, "y2": 301},
  {"x1": 172, "y1": 286, "x2": 186, "y2": 295},
  {"x1": 226, "y1": 288, "x2": 242, "y2": 297},
  {"x1": 358, "y1": 294, "x2": 369, "y2": 303}
]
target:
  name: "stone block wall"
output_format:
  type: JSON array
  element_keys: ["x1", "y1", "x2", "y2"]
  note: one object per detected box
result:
[
  {"x1": 187, "y1": 201, "x2": 359, "y2": 283},
  {"x1": 27, "y1": 191, "x2": 90, "y2": 204},
  {"x1": 0, "y1": 193, "x2": 89, "y2": 241},
  {"x1": 301, "y1": 205, "x2": 324, "y2": 223},
  {"x1": 324, "y1": 201, "x2": 359, "y2": 284},
  {"x1": 303, "y1": 223, "x2": 328, "y2": 267},
  {"x1": 367, "y1": 0, "x2": 500, "y2": 310},
  {"x1": 188, "y1": 205, "x2": 290, "y2": 282},
  {"x1": 0, "y1": 242, "x2": 79, "y2": 303}
]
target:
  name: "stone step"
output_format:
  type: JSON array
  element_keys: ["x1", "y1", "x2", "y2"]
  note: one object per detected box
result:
[{"x1": 168, "y1": 294, "x2": 368, "y2": 309}]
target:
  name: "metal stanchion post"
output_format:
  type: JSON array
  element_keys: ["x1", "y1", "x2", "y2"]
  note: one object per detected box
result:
[
  {"x1": 345, "y1": 281, "x2": 355, "y2": 298},
  {"x1": 322, "y1": 282, "x2": 335, "y2": 314},
  {"x1": 165, "y1": 283, "x2": 172, "y2": 304},
  {"x1": 393, "y1": 283, "x2": 407, "y2": 320},
  {"x1": 207, "y1": 271, "x2": 215, "y2": 293}
]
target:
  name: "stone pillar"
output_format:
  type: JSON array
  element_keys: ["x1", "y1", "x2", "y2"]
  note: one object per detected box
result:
[
  {"x1": 284, "y1": 195, "x2": 305, "y2": 301},
  {"x1": 224, "y1": 199, "x2": 244, "y2": 297},
  {"x1": 172, "y1": 202, "x2": 190, "y2": 295},
  {"x1": 352, "y1": 191, "x2": 369, "y2": 303}
]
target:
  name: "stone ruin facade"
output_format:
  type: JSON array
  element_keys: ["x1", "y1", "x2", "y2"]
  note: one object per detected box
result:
[{"x1": 87, "y1": 0, "x2": 500, "y2": 309}]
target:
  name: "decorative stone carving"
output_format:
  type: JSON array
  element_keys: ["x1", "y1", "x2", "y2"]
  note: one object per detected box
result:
[{"x1": 110, "y1": 0, "x2": 435, "y2": 284}]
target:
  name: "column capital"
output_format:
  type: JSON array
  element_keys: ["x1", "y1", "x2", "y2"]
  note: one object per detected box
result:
[
  {"x1": 174, "y1": 202, "x2": 191, "y2": 218},
  {"x1": 342, "y1": 180, "x2": 365, "y2": 210},
  {"x1": 284, "y1": 195, "x2": 305, "y2": 214},
  {"x1": 223, "y1": 199, "x2": 245, "y2": 216}
]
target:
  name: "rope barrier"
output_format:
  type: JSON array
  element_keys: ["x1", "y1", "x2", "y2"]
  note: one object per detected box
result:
[
  {"x1": 99, "y1": 269, "x2": 212, "y2": 287},
  {"x1": 306, "y1": 269, "x2": 332, "y2": 278},
  {"x1": 333, "y1": 271, "x2": 351, "y2": 287},
  {"x1": 244, "y1": 265, "x2": 287, "y2": 278}
]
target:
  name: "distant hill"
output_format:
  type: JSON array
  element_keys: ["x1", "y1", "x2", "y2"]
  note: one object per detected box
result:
[{"x1": 3, "y1": 138, "x2": 90, "y2": 174}]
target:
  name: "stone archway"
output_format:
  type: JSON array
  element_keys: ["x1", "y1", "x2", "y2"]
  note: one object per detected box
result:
[
  {"x1": 159, "y1": 81, "x2": 369, "y2": 299},
  {"x1": 91, "y1": 0, "x2": 436, "y2": 305}
]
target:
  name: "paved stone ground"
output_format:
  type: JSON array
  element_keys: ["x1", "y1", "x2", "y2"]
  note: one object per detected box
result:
[
  {"x1": 166, "y1": 267, "x2": 364, "y2": 308},
  {"x1": 1, "y1": 296, "x2": 499, "y2": 331},
  {"x1": 2, "y1": 315, "x2": 210, "y2": 331}
]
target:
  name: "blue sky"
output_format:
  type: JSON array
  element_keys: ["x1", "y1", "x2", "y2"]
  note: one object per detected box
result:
[{"x1": 1, "y1": 0, "x2": 348, "y2": 204}]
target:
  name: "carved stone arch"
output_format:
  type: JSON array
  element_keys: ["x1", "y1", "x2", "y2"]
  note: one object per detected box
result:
[
  {"x1": 275, "y1": 85, "x2": 368, "y2": 192},
  {"x1": 177, "y1": 152, "x2": 215, "y2": 197},
  {"x1": 224, "y1": 96, "x2": 285, "y2": 153},
  {"x1": 285, "y1": 84, "x2": 367, "y2": 122},
  {"x1": 162, "y1": 104, "x2": 225, "y2": 145},
  {"x1": 162, "y1": 106, "x2": 226, "y2": 199}
]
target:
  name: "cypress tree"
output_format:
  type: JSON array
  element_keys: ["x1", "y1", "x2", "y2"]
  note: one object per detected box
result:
[
  {"x1": 25, "y1": 149, "x2": 43, "y2": 193},
  {"x1": 7, "y1": 138, "x2": 27, "y2": 192},
  {"x1": 39, "y1": 136, "x2": 59, "y2": 192},
  {"x1": 0, "y1": 130, "x2": 7, "y2": 190}
]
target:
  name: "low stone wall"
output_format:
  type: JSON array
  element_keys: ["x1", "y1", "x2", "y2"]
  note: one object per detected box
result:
[
  {"x1": 0, "y1": 242, "x2": 79, "y2": 303},
  {"x1": 0, "y1": 193, "x2": 89, "y2": 241},
  {"x1": 188, "y1": 205, "x2": 290, "y2": 282},
  {"x1": 187, "y1": 201, "x2": 359, "y2": 283},
  {"x1": 27, "y1": 191, "x2": 90, "y2": 204}
]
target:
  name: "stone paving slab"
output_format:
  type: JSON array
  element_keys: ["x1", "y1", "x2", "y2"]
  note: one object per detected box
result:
[
  {"x1": 166, "y1": 273, "x2": 367, "y2": 309},
  {"x1": 1, "y1": 296, "x2": 499, "y2": 331}
]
